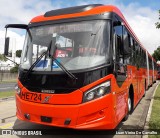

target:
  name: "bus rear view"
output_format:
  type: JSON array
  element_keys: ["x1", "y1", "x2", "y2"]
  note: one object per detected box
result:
[{"x1": 4, "y1": 4, "x2": 154, "y2": 130}]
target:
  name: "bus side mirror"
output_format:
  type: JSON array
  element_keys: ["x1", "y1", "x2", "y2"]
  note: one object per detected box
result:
[
  {"x1": 3, "y1": 24, "x2": 28, "y2": 65},
  {"x1": 4, "y1": 37, "x2": 10, "y2": 56},
  {"x1": 4, "y1": 24, "x2": 28, "y2": 56}
]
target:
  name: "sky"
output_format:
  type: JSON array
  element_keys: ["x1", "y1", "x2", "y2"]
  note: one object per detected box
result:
[{"x1": 0, "y1": 0, "x2": 160, "y2": 55}]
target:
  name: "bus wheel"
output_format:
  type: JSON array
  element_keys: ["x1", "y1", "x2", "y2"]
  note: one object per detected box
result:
[
  {"x1": 128, "y1": 96, "x2": 132, "y2": 113},
  {"x1": 151, "y1": 77, "x2": 154, "y2": 86},
  {"x1": 143, "y1": 82, "x2": 146, "y2": 97},
  {"x1": 123, "y1": 95, "x2": 131, "y2": 121},
  {"x1": 143, "y1": 89, "x2": 146, "y2": 97}
]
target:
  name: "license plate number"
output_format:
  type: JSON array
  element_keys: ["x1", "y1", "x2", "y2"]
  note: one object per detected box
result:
[{"x1": 21, "y1": 92, "x2": 42, "y2": 102}]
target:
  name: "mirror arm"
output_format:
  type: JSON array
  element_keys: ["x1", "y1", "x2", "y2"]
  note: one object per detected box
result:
[
  {"x1": 3, "y1": 55, "x2": 19, "y2": 66},
  {"x1": 5, "y1": 24, "x2": 28, "y2": 29}
]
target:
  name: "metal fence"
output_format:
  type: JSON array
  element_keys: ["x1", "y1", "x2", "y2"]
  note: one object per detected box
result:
[{"x1": 0, "y1": 70, "x2": 17, "y2": 82}]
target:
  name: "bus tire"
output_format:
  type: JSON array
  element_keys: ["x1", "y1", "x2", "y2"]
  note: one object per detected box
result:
[
  {"x1": 152, "y1": 77, "x2": 154, "y2": 84},
  {"x1": 143, "y1": 81, "x2": 146, "y2": 97},
  {"x1": 123, "y1": 93, "x2": 132, "y2": 121},
  {"x1": 154, "y1": 77, "x2": 156, "y2": 83}
]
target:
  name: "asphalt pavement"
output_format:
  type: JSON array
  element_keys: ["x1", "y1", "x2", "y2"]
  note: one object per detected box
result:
[
  {"x1": 0, "y1": 82, "x2": 16, "y2": 92},
  {"x1": 0, "y1": 81, "x2": 159, "y2": 138}
]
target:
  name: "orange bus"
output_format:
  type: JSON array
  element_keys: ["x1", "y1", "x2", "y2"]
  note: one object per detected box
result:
[{"x1": 4, "y1": 4, "x2": 157, "y2": 129}]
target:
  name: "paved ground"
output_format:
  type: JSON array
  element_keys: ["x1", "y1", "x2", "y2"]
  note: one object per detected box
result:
[
  {"x1": 0, "y1": 83, "x2": 16, "y2": 92},
  {"x1": 0, "y1": 81, "x2": 159, "y2": 138}
]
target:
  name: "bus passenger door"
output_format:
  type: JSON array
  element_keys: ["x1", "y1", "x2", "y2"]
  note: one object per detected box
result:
[
  {"x1": 113, "y1": 23, "x2": 127, "y2": 122},
  {"x1": 114, "y1": 25, "x2": 127, "y2": 87}
]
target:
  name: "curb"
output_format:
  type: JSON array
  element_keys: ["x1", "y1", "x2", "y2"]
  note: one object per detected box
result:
[
  {"x1": 0, "y1": 96, "x2": 15, "y2": 102},
  {"x1": 143, "y1": 82, "x2": 159, "y2": 138}
]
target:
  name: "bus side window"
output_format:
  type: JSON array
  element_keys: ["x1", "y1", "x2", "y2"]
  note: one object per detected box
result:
[
  {"x1": 135, "y1": 42, "x2": 140, "y2": 69},
  {"x1": 123, "y1": 27, "x2": 131, "y2": 65},
  {"x1": 142, "y1": 50, "x2": 146, "y2": 68},
  {"x1": 114, "y1": 25, "x2": 123, "y2": 61},
  {"x1": 132, "y1": 39, "x2": 137, "y2": 66},
  {"x1": 130, "y1": 37, "x2": 134, "y2": 65},
  {"x1": 114, "y1": 25, "x2": 126, "y2": 74}
]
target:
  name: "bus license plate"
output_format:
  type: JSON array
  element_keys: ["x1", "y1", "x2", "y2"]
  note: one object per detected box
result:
[{"x1": 21, "y1": 92, "x2": 42, "y2": 102}]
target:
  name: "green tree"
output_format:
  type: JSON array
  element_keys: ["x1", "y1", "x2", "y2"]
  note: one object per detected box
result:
[
  {"x1": 16, "y1": 50, "x2": 22, "y2": 58},
  {"x1": 155, "y1": 10, "x2": 160, "y2": 29},
  {"x1": 10, "y1": 65, "x2": 18, "y2": 73},
  {"x1": 0, "y1": 54, "x2": 7, "y2": 61},
  {"x1": 152, "y1": 47, "x2": 160, "y2": 61},
  {"x1": 153, "y1": 10, "x2": 160, "y2": 61}
]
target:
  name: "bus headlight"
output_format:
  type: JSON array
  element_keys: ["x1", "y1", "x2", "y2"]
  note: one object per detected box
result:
[
  {"x1": 86, "y1": 91, "x2": 95, "y2": 101},
  {"x1": 83, "y1": 81, "x2": 111, "y2": 103},
  {"x1": 96, "y1": 87, "x2": 106, "y2": 96},
  {"x1": 15, "y1": 84, "x2": 21, "y2": 95}
]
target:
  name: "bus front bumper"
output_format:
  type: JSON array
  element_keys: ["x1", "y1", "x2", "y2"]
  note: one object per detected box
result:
[{"x1": 16, "y1": 94, "x2": 115, "y2": 130}]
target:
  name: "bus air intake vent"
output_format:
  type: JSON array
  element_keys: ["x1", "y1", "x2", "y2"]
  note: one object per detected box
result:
[{"x1": 44, "y1": 4, "x2": 103, "y2": 17}]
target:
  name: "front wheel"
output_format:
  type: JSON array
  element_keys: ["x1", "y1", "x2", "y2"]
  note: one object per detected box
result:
[
  {"x1": 128, "y1": 96, "x2": 132, "y2": 113},
  {"x1": 123, "y1": 95, "x2": 131, "y2": 121}
]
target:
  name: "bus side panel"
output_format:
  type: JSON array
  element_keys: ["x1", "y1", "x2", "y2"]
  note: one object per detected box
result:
[
  {"x1": 112, "y1": 75, "x2": 128, "y2": 127},
  {"x1": 139, "y1": 68, "x2": 145, "y2": 99},
  {"x1": 128, "y1": 65, "x2": 138, "y2": 107},
  {"x1": 149, "y1": 70, "x2": 153, "y2": 85}
]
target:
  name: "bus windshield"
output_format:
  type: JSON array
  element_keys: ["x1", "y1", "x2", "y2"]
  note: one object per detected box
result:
[{"x1": 20, "y1": 20, "x2": 111, "y2": 71}]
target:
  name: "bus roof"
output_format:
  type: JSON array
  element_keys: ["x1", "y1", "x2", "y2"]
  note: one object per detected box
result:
[
  {"x1": 30, "y1": 5, "x2": 124, "y2": 23},
  {"x1": 30, "y1": 4, "x2": 155, "y2": 61}
]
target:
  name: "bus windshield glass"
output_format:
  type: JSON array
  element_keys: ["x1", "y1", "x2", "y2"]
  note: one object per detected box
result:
[{"x1": 20, "y1": 20, "x2": 111, "y2": 71}]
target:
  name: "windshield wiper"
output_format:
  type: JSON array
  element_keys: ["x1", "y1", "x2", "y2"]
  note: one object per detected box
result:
[
  {"x1": 49, "y1": 44, "x2": 77, "y2": 80},
  {"x1": 23, "y1": 41, "x2": 52, "y2": 81},
  {"x1": 23, "y1": 50, "x2": 48, "y2": 81},
  {"x1": 52, "y1": 55, "x2": 77, "y2": 80},
  {"x1": 24, "y1": 39, "x2": 77, "y2": 81}
]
